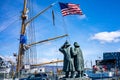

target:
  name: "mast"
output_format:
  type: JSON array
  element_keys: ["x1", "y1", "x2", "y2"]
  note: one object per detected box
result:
[
  {"x1": 16, "y1": 0, "x2": 65, "y2": 73},
  {"x1": 16, "y1": 0, "x2": 27, "y2": 73}
]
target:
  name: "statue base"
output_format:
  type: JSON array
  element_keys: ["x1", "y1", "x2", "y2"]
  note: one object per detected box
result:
[{"x1": 60, "y1": 77, "x2": 90, "y2": 80}]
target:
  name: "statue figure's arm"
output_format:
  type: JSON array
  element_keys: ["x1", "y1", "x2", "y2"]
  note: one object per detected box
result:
[
  {"x1": 59, "y1": 48, "x2": 64, "y2": 53},
  {"x1": 70, "y1": 47, "x2": 77, "y2": 56},
  {"x1": 59, "y1": 44, "x2": 65, "y2": 53}
]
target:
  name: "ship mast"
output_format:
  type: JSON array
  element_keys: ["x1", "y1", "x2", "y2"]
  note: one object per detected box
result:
[
  {"x1": 16, "y1": 0, "x2": 67, "y2": 73},
  {"x1": 16, "y1": 0, "x2": 27, "y2": 73}
]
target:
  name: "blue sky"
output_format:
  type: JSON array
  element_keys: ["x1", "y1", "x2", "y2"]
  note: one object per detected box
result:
[{"x1": 0, "y1": 0, "x2": 120, "y2": 67}]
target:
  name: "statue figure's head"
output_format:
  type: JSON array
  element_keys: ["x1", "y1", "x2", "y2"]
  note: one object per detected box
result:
[
  {"x1": 74, "y1": 42, "x2": 80, "y2": 47},
  {"x1": 64, "y1": 40, "x2": 70, "y2": 47}
]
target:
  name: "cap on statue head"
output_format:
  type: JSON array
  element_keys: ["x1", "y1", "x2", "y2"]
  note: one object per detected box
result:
[
  {"x1": 64, "y1": 40, "x2": 70, "y2": 46},
  {"x1": 74, "y1": 42, "x2": 80, "y2": 47}
]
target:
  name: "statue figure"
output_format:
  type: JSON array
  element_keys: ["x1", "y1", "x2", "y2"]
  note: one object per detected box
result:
[
  {"x1": 59, "y1": 41, "x2": 75, "y2": 78},
  {"x1": 71, "y1": 42, "x2": 84, "y2": 78}
]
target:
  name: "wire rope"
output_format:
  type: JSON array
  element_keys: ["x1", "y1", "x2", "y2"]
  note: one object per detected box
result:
[
  {"x1": 26, "y1": 0, "x2": 37, "y2": 65},
  {"x1": 0, "y1": 19, "x2": 20, "y2": 33}
]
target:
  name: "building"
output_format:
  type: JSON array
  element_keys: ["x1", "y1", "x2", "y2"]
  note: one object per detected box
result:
[
  {"x1": 103, "y1": 52, "x2": 120, "y2": 70},
  {"x1": 95, "y1": 52, "x2": 120, "y2": 71}
]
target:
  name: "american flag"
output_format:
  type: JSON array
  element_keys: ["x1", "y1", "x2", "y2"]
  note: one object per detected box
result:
[{"x1": 59, "y1": 2, "x2": 83, "y2": 16}]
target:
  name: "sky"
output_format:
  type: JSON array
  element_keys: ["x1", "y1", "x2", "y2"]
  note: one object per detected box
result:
[{"x1": 0, "y1": 0, "x2": 120, "y2": 68}]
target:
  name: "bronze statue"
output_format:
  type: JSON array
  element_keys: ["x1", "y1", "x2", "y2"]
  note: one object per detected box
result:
[
  {"x1": 59, "y1": 41, "x2": 75, "y2": 78},
  {"x1": 71, "y1": 42, "x2": 84, "y2": 78}
]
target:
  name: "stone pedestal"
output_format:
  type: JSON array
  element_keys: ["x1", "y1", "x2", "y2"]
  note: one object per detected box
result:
[{"x1": 60, "y1": 77, "x2": 90, "y2": 80}]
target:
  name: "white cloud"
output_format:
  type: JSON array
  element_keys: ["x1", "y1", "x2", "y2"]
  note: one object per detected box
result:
[{"x1": 90, "y1": 31, "x2": 120, "y2": 43}]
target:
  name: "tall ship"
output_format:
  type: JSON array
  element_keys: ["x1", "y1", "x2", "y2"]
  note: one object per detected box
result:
[
  {"x1": 0, "y1": 0, "x2": 68, "y2": 79},
  {"x1": 16, "y1": 0, "x2": 68, "y2": 79}
]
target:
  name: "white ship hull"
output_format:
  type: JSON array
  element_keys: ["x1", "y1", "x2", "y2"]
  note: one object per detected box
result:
[{"x1": 0, "y1": 67, "x2": 11, "y2": 74}]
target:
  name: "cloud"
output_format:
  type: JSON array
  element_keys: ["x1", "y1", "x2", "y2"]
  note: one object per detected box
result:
[{"x1": 90, "y1": 31, "x2": 120, "y2": 43}]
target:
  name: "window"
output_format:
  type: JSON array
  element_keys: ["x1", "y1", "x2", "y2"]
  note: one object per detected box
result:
[{"x1": 35, "y1": 74, "x2": 42, "y2": 78}]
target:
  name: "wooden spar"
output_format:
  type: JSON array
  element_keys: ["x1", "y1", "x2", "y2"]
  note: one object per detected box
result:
[
  {"x1": 25, "y1": 2, "x2": 56, "y2": 26},
  {"x1": 27, "y1": 34, "x2": 68, "y2": 47},
  {"x1": 31, "y1": 60, "x2": 63, "y2": 66},
  {"x1": 16, "y1": 0, "x2": 27, "y2": 73}
]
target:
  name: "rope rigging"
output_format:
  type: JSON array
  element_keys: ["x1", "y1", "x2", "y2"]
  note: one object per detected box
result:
[
  {"x1": 18, "y1": 0, "x2": 69, "y2": 67},
  {"x1": 0, "y1": 8, "x2": 23, "y2": 33},
  {"x1": 25, "y1": 0, "x2": 37, "y2": 65},
  {"x1": 0, "y1": 16, "x2": 20, "y2": 33}
]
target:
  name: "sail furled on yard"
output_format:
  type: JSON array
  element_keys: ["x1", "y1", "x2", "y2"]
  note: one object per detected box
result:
[
  {"x1": 59, "y1": 2, "x2": 83, "y2": 16},
  {"x1": 52, "y1": 10, "x2": 55, "y2": 26}
]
